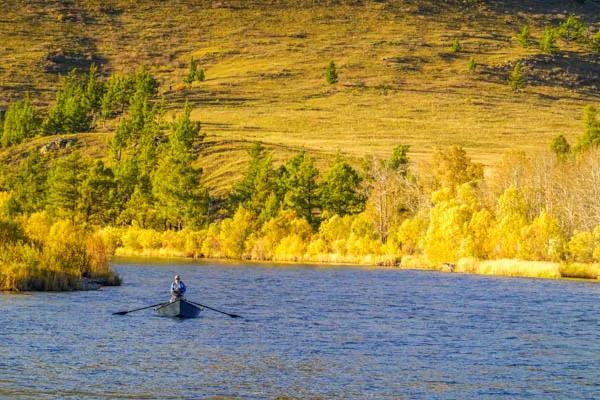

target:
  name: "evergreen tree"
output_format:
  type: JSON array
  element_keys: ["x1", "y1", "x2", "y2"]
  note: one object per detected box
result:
[
  {"x1": 100, "y1": 73, "x2": 135, "y2": 118},
  {"x1": 508, "y1": 62, "x2": 525, "y2": 91},
  {"x1": 325, "y1": 61, "x2": 338, "y2": 84},
  {"x1": 389, "y1": 144, "x2": 410, "y2": 175},
  {"x1": 112, "y1": 158, "x2": 143, "y2": 222},
  {"x1": 575, "y1": 105, "x2": 600, "y2": 152},
  {"x1": 540, "y1": 27, "x2": 559, "y2": 54},
  {"x1": 516, "y1": 25, "x2": 531, "y2": 48},
  {"x1": 43, "y1": 69, "x2": 94, "y2": 134},
  {"x1": 184, "y1": 57, "x2": 198, "y2": 84},
  {"x1": 232, "y1": 142, "x2": 279, "y2": 217},
  {"x1": 84, "y1": 64, "x2": 105, "y2": 110},
  {"x1": 320, "y1": 154, "x2": 366, "y2": 216},
  {"x1": 468, "y1": 57, "x2": 477, "y2": 72},
  {"x1": 118, "y1": 176, "x2": 159, "y2": 228},
  {"x1": 133, "y1": 67, "x2": 159, "y2": 97},
  {"x1": 280, "y1": 151, "x2": 320, "y2": 225},
  {"x1": 170, "y1": 103, "x2": 202, "y2": 152},
  {"x1": 46, "y1": 152, "x2": 87, "y2": 220},
  {"x1": 152, "y1": 106, "x2": 207, "y2": 229},
  {"x1": 550, "y1": 134, "x2": 571, "y2": 160},
  {"x1": 5, "y1": 152, "x2": 47, "y2": 216},
  {"x1": 110, "y1": 88, "x2": 164, "y2": 173},
  {"x1": 558, "y1": 15, "x2": 585, "y2": 42},
  {"x1": 184, "y1": 57, "x2": 206, "y2": 84},
  {"x1": 1, "y1": 96, "x2": 40, "y2": 147},
  {"x1": 451, "y1": 38, "x2": 462, "y2": 53},
  {"x1": 77, "y1": 160, "x2": 116, "y2": 225},
  {"x1": 591, "y1": 31, "x2": 600, "y2": 53}
]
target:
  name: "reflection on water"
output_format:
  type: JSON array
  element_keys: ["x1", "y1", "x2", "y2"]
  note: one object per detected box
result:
[{"x1": 1, "y1": 258, "x2": 600, "y2": 399}]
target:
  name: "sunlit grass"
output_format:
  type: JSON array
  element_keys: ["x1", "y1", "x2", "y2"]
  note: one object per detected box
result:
[
  {"x1": 559, "y1": 263, "x2": 600, "y2": 280},
  {"x1": 0, "y1": 217, "x2": 120, "y2": 291},
  {"x1": 457, "y1": 258, "x2": 562, "y2": 279},
  {"x1": 1, "y1": 1, "x2": 597, "y2": 194}
]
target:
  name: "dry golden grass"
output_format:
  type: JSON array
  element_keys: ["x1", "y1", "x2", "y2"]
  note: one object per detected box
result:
[
  {"x1": 463, "y1": 258, "x2": 562, "y2": 279},
  {"x1": 1, "y1": 1, "x2": 599, "y2": 193},
  {"x1": 400, "y1": 254, "x2": 435, "y2": 270},
  {"x1": 559, "y1": 262, "x2": 600, "y2": 280}
]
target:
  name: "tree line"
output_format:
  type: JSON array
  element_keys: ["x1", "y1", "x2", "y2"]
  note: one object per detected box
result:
[{"x1": 1, "y1": 66, "x2": 600, "y2": 280}]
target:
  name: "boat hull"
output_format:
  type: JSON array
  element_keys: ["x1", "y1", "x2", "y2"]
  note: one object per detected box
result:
[{"x1": 155, "y1": 299, "x2": 201, "y2": 318}]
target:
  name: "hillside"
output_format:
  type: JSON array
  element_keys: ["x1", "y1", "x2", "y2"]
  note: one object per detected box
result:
[{"x1": 1, "y1": 0, "x2": 600, "y2": 193}]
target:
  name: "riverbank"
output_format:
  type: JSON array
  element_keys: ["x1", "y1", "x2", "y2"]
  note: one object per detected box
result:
[
  {"x1": 0, "y1": 217, "x2": 121, "y2": 292},
  {"x1": 113, "y1": 247, "x2": 600, "y2": 282}
]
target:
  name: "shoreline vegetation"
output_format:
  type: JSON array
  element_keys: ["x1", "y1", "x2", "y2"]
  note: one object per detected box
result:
[
  {"x1": 1, "y1": 63, "x2": 600, "y2": 290},
  {"x1": 108, "y1": 230, "x2": 600, "y2": 282},
  {"x1": 0, "y1": 216, "x2": 121, "y2": 291}
]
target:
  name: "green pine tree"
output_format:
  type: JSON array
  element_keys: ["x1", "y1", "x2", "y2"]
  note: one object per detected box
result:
[
  {"x1": 84, "y1": 64, "x2": 105, "y2": 110},
  {"x1": 46, "y1": 152, "x2": 87, "y2": 220},
  {"x1": 43, "y1": 69, "x2": 94, "y2": 134},
  {"x1": 326, "y1": 61, "x2": 338, "y2": 84},
  {"x1": 558, "y1": 15, "x2": 585, "y2": 42},
  {"x1": 152, "y1": 105, "x2": 207, "y2": 229},
  {"x1": 550, "y1": 134, "x2": 571, "y2": 160},
  {"x1": 590, "y1": 31, "x2": 600, "y2": 53},
  {"x1": 451, "y1": 38, "x2": 462, "y2": 53},
  {"x1": 100, "y1": 73, "x2": 135, "y2": 118},
  {"x1": 118, "y1": 180, "x2": 159, "y2": 228},
  {"x1": 5, "y1": 152, "x2": 47, "y2": 216},
  {"x1": 232, "y1": 142, "x2": 279, "y2": 217},
  {"x1": 540, "y1": 27, "x2": 559, "y2": 54},
  {"x1": 1, "y1": 95, "x2": 40, "y2": 148},
  {"x1": 280, "y1": 151, "x2": 320, "y2": 225},
  {"x1": 389, "y1": 144, "x2": 411, "y2": 175},
  {"x1": 468, "y1": 57, "x2": 477, "y2": 72},
  {"x1": 516, "y1": 25, "x2": 531, "y2": 48},
  {"x1": 110, "y1": 88, "x2": 164, "y2": 172},
  {"x1": 112, "y1": 158, "x2": 143, "y2": 221},
  {"x1": 78, "y1": 160, "x2": 116, "y2": 225},
  {"x1": 185, "y1": 57, "x2": 198, "y2": 84},
  {"x1": 320, "y1": 154, "x2": 366, "y2": 216},
  {"x1": 508, "y1": 62, "x2": 526, "y2": 91},
  {"x1": 575, "y1": 105, "x2": 600, "y2": 152}
]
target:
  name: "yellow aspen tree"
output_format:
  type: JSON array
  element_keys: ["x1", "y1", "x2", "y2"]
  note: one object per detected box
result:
[
  {"x1": 519, "y1": 211, "x2": 565, "y2": 261},
  {"x1": 568, "y1": 230, "x2": 596, "y2": 263},
  {"x1": 424, "y1": 187, "x2": 473, "y2": 263},
  {"x1": 219, "y1": 207, "x2": 255, "y2": 259},
  {"x1": 468, "y1": 209, "x2": 495, "y2": 259},
  {"x1": 395, "y1": 213, "x2": 429, "y2": 255},
  {"x1": 492, "y1": 186, "x2": 528, "y2": 258}
]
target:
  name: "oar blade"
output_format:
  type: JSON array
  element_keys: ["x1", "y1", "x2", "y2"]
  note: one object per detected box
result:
[{"x1": 112, "y1": 302, "x2": 166, "y2": 316}]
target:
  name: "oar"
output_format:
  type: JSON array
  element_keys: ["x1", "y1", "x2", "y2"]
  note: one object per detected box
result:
[
  {"x1": 187, "y1": 300, "x2": 241, "y2": 318},
  {"x1": 113, "y1": 302, "x2": 167, "y2": 315}
]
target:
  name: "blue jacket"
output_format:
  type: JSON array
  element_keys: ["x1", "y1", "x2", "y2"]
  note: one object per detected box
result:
[{"x1": 171, "y1": 281, "x2": 187, "y2": 295}]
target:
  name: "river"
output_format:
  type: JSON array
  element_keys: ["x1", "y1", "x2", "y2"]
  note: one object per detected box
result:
[{"x1": 1, "y1": 257, "x2": 600, "y2": 399}]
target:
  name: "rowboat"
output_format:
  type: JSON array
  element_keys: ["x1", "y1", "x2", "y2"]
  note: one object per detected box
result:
[{"x1": 155, "y1": 299, "x2": 202, "y2": 318}]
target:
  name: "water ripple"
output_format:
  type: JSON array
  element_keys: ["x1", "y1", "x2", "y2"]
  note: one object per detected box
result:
[{"x1": 1, "y1": 259, "x2": 600, "y2": 399}]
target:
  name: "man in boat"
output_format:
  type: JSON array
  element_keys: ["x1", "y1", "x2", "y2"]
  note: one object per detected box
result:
[{"x1": 170, "y1": 275, "x2": 187, "y2": 302}]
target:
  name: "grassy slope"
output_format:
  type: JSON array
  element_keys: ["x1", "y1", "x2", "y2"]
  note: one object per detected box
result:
[{"x1": 1, "y1": 0, "x2": 599, "y2": 194}]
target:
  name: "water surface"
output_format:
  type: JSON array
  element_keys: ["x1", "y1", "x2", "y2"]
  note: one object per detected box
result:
[{"x1": 1, "y1": 258, "x2": 600, "y2": 399}]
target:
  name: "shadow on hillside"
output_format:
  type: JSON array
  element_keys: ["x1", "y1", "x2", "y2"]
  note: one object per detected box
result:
[
  {"x1": 164, "y1": 91, "x2": 256, "y2": 108},
  {"x1": 480, "y1": 52, "x2": 600, "y2": 96},
  {"x1": 481, "y1": 0, "x2": 600, "y2": 20},
  {"x1": 43, "y1": 42, "x2": 107, "y2": 74},
  {"x1": 384, "y1": 56, "x2": 429, "y2": 72}
]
